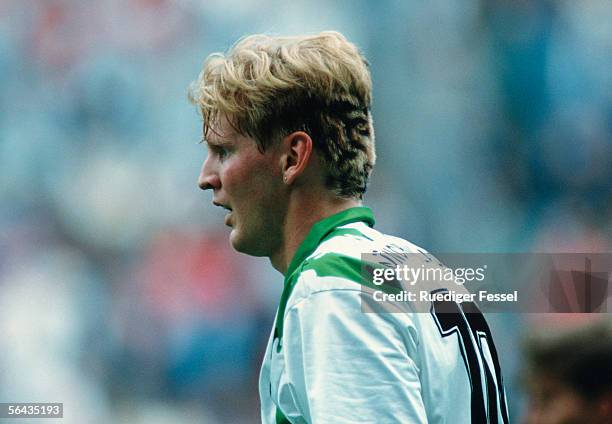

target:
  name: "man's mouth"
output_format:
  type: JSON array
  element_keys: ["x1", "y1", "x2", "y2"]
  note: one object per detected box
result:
[
  {"x1": 213, "y1": 201, "x2": 232, "y2": 212},
  {"x1": 213, "y1": 201, "x2": 233, "y2": 226}
]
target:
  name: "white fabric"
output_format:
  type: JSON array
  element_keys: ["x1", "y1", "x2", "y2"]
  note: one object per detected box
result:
[{"x1": 259, "y1": 221, "x2": 505, "y2": 423}]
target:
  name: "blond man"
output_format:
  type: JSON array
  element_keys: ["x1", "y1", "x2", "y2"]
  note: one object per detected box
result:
[{"x1": 191, "y1": 31, "x2": 509, "y2": 423}]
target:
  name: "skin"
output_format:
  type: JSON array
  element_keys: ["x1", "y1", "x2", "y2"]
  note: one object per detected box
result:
[
  {"x1": 523, "y1": 374, "x2": 612, "y2": 424},
  {"x1": 198, "y1": 115, "x2": 360, "y2": 275}
]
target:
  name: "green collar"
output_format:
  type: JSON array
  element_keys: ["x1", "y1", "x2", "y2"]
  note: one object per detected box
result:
[
  {"x1": 284, "y1": 206, "x2": 375, "y2": 281},
  {"x1": 274, "y1": 206, "x2": 375, "y2": 350}
]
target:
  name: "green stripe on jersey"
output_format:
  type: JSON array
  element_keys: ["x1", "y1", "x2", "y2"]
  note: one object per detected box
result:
[
  {"x1": 271, "y1": 208, "x2": 378, "y2": 424},
  {"x1": 274, "y1": 252, "x2": 402, "y2": 347},
  {"x1": 275, "y1": 408, "x2": 291, "y2": 424},
  {"x1": 284, "y1": 207, "x2": 375, "y2": 281},
  {"x1": 274, "y1": 207, "x2": 380, "y2": 350}
]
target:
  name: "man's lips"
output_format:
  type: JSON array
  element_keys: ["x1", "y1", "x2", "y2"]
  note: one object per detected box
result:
[
  {"x1": 213, "y1": 201, "x2": 232, "y2": 212},
  {"x1": 213, "y1": 201, "x2": 233, "y2": 226}
]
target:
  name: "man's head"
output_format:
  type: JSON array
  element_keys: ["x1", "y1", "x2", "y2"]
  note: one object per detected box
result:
[
  {"x1": 190, "y1": 31, "x2": 376, "y2": 199},
  {"x1": 522, "y1": 319, "x2": 612, "y2": 424},
  {"x1": 190, "y1": 31, "x2": 376, "y2": 257}
]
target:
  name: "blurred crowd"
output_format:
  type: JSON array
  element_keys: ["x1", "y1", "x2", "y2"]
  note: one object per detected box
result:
[{"x1": 0, "y1": 0, "x2": 610, "y2": 422}]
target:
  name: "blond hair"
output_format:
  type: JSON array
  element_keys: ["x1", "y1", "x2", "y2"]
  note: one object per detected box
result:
[{"x1": 189, "y1": 31, "x2": 376, "y2": 198}]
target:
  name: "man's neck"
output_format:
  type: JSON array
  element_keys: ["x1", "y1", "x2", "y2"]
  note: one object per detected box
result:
[{"x1": 270, "y1": 195, "x2": 361, "y2": 276}]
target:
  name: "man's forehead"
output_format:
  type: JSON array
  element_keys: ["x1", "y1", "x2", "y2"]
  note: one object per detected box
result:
[{"x1": 205, "y1": 115, "x2": 238, "y2": 143}]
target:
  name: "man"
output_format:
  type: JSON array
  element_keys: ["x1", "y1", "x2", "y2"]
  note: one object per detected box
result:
[
  {"x1": 191, "y1": 31, "x2": 508, "y2": 423},
  {"x1": 522, "y1": 319, "x2": 612, "y2": 424}
]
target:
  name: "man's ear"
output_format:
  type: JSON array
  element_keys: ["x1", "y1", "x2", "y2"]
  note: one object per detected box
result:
[{"x1": 280, "y1": 131, "x2": 313, "y2": 185}]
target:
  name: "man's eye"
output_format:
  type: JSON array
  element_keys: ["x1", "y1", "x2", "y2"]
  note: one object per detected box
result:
[
  {"x1": 208, "y1": 145, "x2": 229, "y2": 159},
  {"x1": 217, "y1": 147, "x2": 229, "y2": 159}
]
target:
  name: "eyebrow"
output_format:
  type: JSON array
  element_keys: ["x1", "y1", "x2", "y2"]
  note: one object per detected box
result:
[{"x1": 203, "y1": 136, "x2": 232, "y2": 147}]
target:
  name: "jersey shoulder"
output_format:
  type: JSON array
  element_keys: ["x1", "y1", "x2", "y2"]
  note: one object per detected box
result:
[{"x1": 286, "y1": 222, "x2": 426, "y2": 310}]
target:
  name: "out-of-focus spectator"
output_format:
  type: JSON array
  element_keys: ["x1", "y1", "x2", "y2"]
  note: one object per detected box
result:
[{"x1": 522, "y1": 318, "x2": 612, "y2": 424}]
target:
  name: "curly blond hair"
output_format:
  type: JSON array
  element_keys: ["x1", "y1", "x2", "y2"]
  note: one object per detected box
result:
[{"x1": 189, "y1": 31, "x2": 376, "y2": 198}]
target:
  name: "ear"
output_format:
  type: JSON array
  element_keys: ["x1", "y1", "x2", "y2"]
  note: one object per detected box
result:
[{"x1": 280, "y1": 131, "x2": 313, "y2": 185}]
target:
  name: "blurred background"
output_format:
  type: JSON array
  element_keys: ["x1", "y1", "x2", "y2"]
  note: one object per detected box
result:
[{"x1": 0, "y1": 0, "x2": 610, "y2": 422}]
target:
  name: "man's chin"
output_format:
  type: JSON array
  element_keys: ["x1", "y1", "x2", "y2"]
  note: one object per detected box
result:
[
  {"x1": 229, "y1": 229, "x2": 240, "y2": 250},
  {"x1": 229, "y1": 230, "x2": 250, "y2": 254}
]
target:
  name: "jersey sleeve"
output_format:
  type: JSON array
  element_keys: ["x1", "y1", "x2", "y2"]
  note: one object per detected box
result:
[{"x1": 281, "y1": 287, "x2": 427, "y2": 423}]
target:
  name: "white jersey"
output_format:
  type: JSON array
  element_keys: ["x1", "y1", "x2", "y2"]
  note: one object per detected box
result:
[{"x1": 259, "y1": 207, "x2": 509, "y2": 423}]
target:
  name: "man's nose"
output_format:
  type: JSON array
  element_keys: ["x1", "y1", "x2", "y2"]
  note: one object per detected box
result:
[{"x1": 198, "y1": 157, "x2": 220, "y2": 191}]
